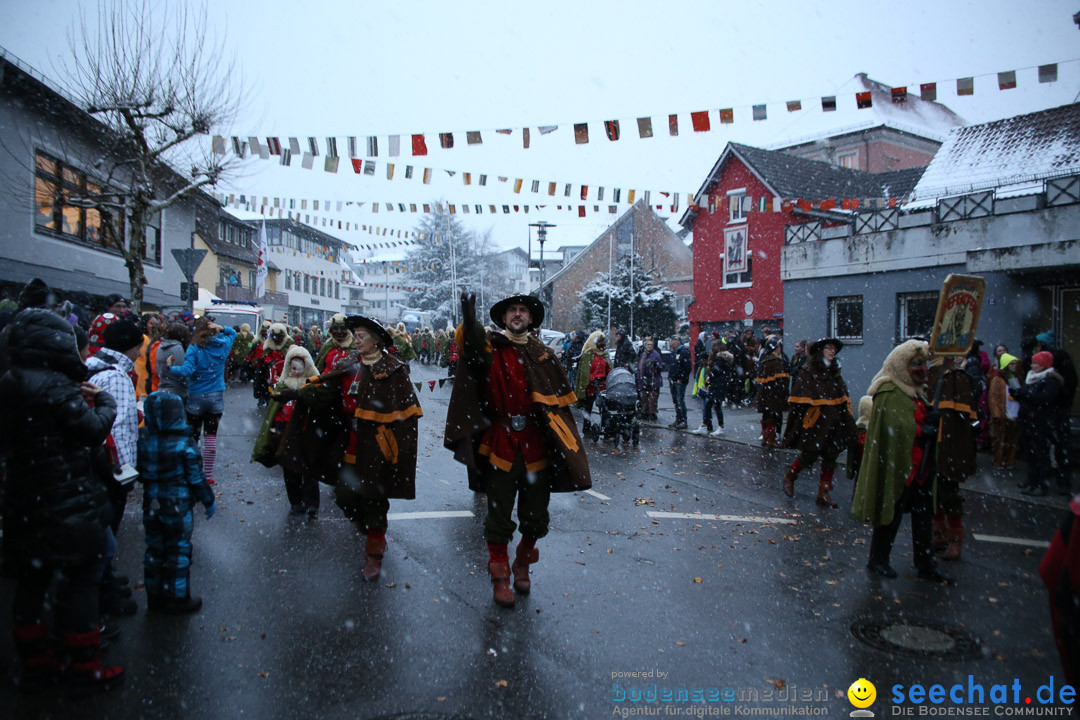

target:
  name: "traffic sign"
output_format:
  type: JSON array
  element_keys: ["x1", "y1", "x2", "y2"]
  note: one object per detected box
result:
[{"x1": 171, "y1": 248, "x2": 208, "y2": 282}]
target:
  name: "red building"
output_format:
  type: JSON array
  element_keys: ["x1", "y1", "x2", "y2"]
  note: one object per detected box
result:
[{"x1": 681, "y1": 142, "x2": 924, "y2": 347}]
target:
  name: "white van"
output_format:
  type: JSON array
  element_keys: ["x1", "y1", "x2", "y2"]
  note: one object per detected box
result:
[{"x1": 199, "y1": 300, "x2": 263, "y2": 330}]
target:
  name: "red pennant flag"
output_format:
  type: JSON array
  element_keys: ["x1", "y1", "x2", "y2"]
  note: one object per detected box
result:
[
  {"x1": 888, "y1": 197, "x2": 898, "y2": 208},
  {"x1": 411, "y1": 134, "x2": 428, "y2": 156},
  {"x1": 604, "y1": 120, "x2": 620, "y2": 141},
  {"x1": 797, "y1": 199, "x2": 812, "y2": 212},
  {"x1": 891, "y1": 87, "x2": 908, "y2": 103},
  {"x1": 856, "y1": 91, "x2": 872, "y2": 109},
  {"x1": 578, "y1": 205, "x2": 586, "y2": 217},
  {"x1": 574, "y1": 123, "x2": 589, "y2": 144},
  {"x1": 351, "y1": 158, "x2": 363, "y2": 173},
  {"x1": 920, "y1": 83, "x2": 937, "y2": 102},
  {"x1": 580, "y1": 185, "x2": 588, "y2": 200},
  {"x1": 781, "y1": 201, "x2": 795, "y2": 213},
  {"x1": 691, "y1": 111, "x2": 711, "y2": 132},
  {"x1": 668, "y1": 114, "x2": 679, "y2": 136},
  {"x1": 428, "y1": 380, "x2": 436, "y2": 391},
  {"x1": 820, "y1": 199, "x2": 836, "y2": 211}
]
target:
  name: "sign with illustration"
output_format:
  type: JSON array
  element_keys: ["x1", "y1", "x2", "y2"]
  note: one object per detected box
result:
[
  {"x1": 725, "y1": 227, "x2": 747, "y2": 273},
  {"x1": 929, "y1": 274, "x2": 986, "y2": 356}
]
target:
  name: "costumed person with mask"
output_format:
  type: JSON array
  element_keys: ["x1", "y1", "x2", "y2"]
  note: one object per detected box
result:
[
  {"x1": 1039, "y1": 493, "x2": 1080, "y2": 688},
  {"x1": 851, "y1": 339, "x2": 952, "y2": 583},
  {"x1": 229, "y1": 323, "x2": 255, "y2": 383},
  {"x1": 255, "y1": 323, "x2": 292, "y2": 402},
  {"x1": 298, "y1": 313, "x2": 358, "y2": 489},
  {"x1": 247, "y1": 320, "x2": 273, "y2": 406},
  {"x1": 444, "y1": 293, "x2": 591, "y2": 608},
  {"x1": 315, "y1": 313, "x2": 356, "y2": 372},
  {"x1": 574, "y1": 331, "x2": 609, "y2": 415},
  {"x1": 756, "y1": 336, "x2": 789, "y2": 447},
  {"x1": 781, "y1": 338, "x2": 855, "y2": 508},
  {"x1": 252, "y1": 346, "x2": 322, "y2": 516},
  {"x1": 930, "y1": 355, "x2": 978, "y2": 561},
  {"x1": 280, "y1": 316, "x2": 421, "y2": 581},
  {"x1": 393, "y1": 322, "x2": 417, "y2": 362}
]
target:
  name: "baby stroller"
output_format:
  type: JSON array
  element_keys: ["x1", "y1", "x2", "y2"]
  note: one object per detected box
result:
[{"x1": 591, "y1": 367, "x2": 640, "y2": 446}]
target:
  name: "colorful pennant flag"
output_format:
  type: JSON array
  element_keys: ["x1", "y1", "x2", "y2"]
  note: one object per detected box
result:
[
  {"x1": 691, "y1": 111, "x2": 710, "y2": 132},
  {"x1": 856, "y1": 91, "x2": 872, "y2": 109},
  {"x1": 998, "y1": 71, "x2": 1017, "y2": 90},
  {"x1": 605, "y1": 120, "x2": 620, "y2": 141},
  {"x1": 637, "y1": 117, "x2": 653, "y2": 138},
  {"x1": 574, "y1": 123, "x2": 589, "y2": 144},
  {"x1": 1039, "y1": 64, "x2": 1058, "y2": 83},
  {"x1": 668, "y1": 114, "x2": 678, "y2": 136},
  {"x1": 786, "y1": 100, "x2": 801, "y2": 112},
  {"x1": 891, "y1": 87, "x2": 908, "y2": 103},
  {"x1": 412, "y1": 134, "x2": 428, "y2": 156},
  {"x1": 957, "y1": 77, "x2": 974, "y2": 96},
  {"x1": 920, "y1": 82, "x2": 937, "y2": 101},
  {"x1": 822, "y1": 96, "x2": 836, "y2": 112}
]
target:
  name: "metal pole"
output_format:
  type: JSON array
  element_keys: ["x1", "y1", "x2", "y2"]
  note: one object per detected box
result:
[
  {"x1": 629, "y1": 229, "x2": 635, "y2": 340},
  {"x1": 607, "y1": 232, "x2": 612, "y2": 335},
  {"x1": 448, "y1": 213, "x2": 457, "y2": 325}
]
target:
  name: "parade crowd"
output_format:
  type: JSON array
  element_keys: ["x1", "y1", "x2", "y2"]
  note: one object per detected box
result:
[{"x1": 0, "y1": 277, "x2": 1077, "y2": 698}]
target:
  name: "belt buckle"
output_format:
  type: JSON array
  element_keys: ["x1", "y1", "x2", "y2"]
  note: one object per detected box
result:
[{"x1": 510, "y1": 415, "x2": 527, "y2": 432}]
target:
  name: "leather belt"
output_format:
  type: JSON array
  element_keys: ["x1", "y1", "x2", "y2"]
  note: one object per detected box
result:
[{"x1": 494, "y1": 414, "x2": 531, "y2": 432}]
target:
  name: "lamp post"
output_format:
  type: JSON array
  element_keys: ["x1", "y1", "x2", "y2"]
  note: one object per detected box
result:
[{"x1": 529, "y1": 221, "x2": 556, "y2": 287}]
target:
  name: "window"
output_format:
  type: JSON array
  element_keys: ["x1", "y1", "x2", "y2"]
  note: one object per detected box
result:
[
  {"x1": 285, "y1": 272, "x2": 291, "y2": 290},
  {"x1": 143, "y1": 211, "x2": 162, "y2": 264},
  {"x1": 320, "y1": 277, "x2": 327, "y2": 297},
  {"x1": 335, "y1": 281, "x2": 340, "y2": 299},
  {"x1": 723, "y1": 227, "x2": 752, "y2": 286},
  {"x1": 828, "y1": 296, "x2": 863, "y2": 342},
  {"x1": 728, "y1": 190, "x2": 747, "y2": 223},
  {"x1": 898, "y1": 291, "x2": 940, "y2": 341},
  {"x1": 837, "y1": 151, "x2": 859, "y2": 169},
  {"x1": 303, "y1": 275, "x2": 310, "y2": 294},
  {"x1": 34, "y1": 149, "x2": 124, "y2": 253}
]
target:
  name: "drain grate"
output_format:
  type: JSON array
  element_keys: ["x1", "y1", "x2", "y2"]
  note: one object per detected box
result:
[{"x1": 851, "y1": 617, "x2": 982, "y2": 660}]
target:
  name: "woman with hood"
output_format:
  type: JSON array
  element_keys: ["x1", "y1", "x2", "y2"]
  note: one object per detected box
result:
[
  {"x1": 0, "y1": 309, "x2": 123, "y2": 694},
  {"x1": 636, "y1": 339, "x2": 663, "y2": 421},
  {"x1": 1013, "y1": 350, "x2": 1065, "y2": 497},
  {"x1": 852, "y1": 339, "x2": 951, "y2": 583},
  {"x1": 574, "y1": 331, "x2": 610, "y2": 415},
  {"x1": 781, "y1": 338, "x2": 855, "y2": 508},
  {"x1": 252, "y1": 345, "x2": 322, "y2": 516},
  {"x1": 988, "y1": 352, "x2": 1022, "y2": 470}
]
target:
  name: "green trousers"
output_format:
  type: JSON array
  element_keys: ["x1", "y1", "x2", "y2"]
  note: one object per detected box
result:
[{"x1": 483, "y1": 455, "x2": 551, "y2": 545}]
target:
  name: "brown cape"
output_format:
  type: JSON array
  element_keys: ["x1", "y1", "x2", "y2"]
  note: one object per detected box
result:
[
  {"x1": 444, "y1": 325, "x2": 591, "y2": 493},
  {"x1": 756, "y1": 355, "x2": 790, "y2": 416},
  {"x1": 934, "y1": 365, "x2": 977, "y2": 481},
  {"x1": 782, "y1": 361, "x2": 855, "y2": 453}
]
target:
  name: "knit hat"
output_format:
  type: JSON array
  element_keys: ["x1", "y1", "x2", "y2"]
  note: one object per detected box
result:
[
  {"x1": 1032, "y1": 351, "x2": 1054, "y2": 369},
  {"x1": 1036, "y1": 330, "x2": 1056, "y2": 347},
  {"x1": 17, "y1": 278, "x2": 53, "y2": 309},
  {"x1": 999, "y1": 353, "x2": 1020, "y2": 371},
  {"x1": 104, "y1": 318, "x2": 144, "y2": 352}
]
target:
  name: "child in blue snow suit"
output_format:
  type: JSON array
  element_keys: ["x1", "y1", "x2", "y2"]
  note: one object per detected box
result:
[{"x1": 137, "y1": 391, "x2": 217, "y2": 614}]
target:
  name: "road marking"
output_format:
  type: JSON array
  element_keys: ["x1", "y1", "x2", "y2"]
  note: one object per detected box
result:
[
  {"x1": 972, "y1": 533, "x2": 1050, "y2": 549},
  {"x1": 647, "y1": 511, "x2": 797, "y2": 525},
  {"x1": 386, "y1": 511, "x2": 475, "y2": 520},
  {"x1": 585, "y1": 489, "x2": 611, "y2": 501}
]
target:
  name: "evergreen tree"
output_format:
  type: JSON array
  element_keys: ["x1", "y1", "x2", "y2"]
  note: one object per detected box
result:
[
  {"x1": 406, "y1": 205, "x2": 478, "y2": 328},
  {"x1": 578, "y1": 254, "x2": 677, "y2": 339}
]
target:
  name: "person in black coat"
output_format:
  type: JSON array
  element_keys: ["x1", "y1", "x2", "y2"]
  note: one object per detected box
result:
[
  {"x1": 1035, "y1": 331, "x2": 1077, "y2": 494},
  {"x1": 0, "y1": 309, "x2": 124, "y2": 694},
  {"x1": 1014, "y1": 350, "x2": 1065, "y2": 497},
  {"x1": 613, "y1": 329, "x2": 636, "y2": 369},
  {"x1": 668, "y1": 337, "x2": 692, "y2": 429}
]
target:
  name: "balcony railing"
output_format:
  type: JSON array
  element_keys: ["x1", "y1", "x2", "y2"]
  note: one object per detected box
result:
[{"x1": 215, "y1": 285, "x2": 289, "y2": 306}]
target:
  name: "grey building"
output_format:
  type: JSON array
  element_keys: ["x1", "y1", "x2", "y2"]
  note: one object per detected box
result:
[{"x1": 781, "y1": 103, "x2": 1080, "y2": 409}]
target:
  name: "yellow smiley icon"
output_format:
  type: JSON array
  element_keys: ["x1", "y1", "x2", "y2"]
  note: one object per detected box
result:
[{"x1": 848, "y1": 678, "x2": 876, "y2": 709}]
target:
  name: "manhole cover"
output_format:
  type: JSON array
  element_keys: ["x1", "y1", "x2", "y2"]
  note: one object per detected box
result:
[{"x1": 851, "y1": 618, "x2": 981, "y2": 660}]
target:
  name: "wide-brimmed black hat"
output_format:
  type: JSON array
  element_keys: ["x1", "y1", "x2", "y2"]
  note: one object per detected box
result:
[
  {"x1": 489, "y1": 294, "x2": 544, "y2": 330},
  {"x1": 345, "y1": 315, "x2": 394, "y2": 348},
  {"x1": 808, "y1": 337, "x2": 844, "y2": 355}
]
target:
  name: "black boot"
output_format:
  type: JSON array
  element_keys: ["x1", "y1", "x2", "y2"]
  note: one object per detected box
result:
[
  {"x1": 867, "y1": 523, "x2": 898, "y2": 578},
  {"x1": 163, "y1": 594, "x2": 203, "y2": 614}
]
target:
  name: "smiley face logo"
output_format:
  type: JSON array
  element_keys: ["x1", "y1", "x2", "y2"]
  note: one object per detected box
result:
[{"x1": 848, "y1": 678, "x2": 876, "y2": 708}]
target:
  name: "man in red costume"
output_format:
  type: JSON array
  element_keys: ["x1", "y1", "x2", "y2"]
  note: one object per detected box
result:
[{"x1": 445, "y1": 293, "x2": 591, "y2": 608}]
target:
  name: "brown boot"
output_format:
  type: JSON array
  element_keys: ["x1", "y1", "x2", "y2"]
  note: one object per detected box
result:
[
  {"x1": 941, "y1": 526, "x2": 963, "y2": 561},
  {"x1": 931, "y1": 515, "x2": 948, "y2": 556},
  {"x1": 815, "y1": 467, "x2": 838, "y2": 508},
  {"x1": 363, "y1": 534, "x2": 387, "y2": 582},
  {"x1": 783, "y1": 460, "x2": 802, "y2": 497},
  {"x1": 489, "y1": 560, "x2": 515, "y2": 607},
  {"x1": 762, "y1": 424, "x2": 781, "y2": 448},
  {"x1": 512, "y1": 543, "x2": 539, "y2": 594}
]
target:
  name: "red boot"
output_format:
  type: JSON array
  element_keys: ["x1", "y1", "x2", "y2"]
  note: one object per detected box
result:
[
  {"x1": 488, "y1": 542, "x2": 514, "y2": 607},
  {"x1": 64, "y1": 629, "x2": 124, "y2": 698},
  {"x1": 363, "y1": 532, "x2": 387, "y2": 582},
  {"x1": 13, "y1": 622, "x2": 56, "y2": 693},
  {"x1": 783, "y1": 459, "x2": 802, "y2": 497},
  {"x1": 762, "y1": 424, "x2": 781, "y2": 448},
  {"x1": 816, "y1": 467, "x2": 838, "y2": 508},
  {"x1": 512, "y1": 539, "x2": 539, "y2": 594}
]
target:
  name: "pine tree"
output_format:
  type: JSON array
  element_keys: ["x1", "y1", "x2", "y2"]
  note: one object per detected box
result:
[
  {"x1": 578, "y1": 254, "x2": 677, "y2": 339},
  {"x1": 406, "y1": 205, "x2": 478, "y2": 328}
]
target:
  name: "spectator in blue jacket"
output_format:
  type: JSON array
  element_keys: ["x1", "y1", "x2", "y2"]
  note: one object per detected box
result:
[
  {"x1": 137, "y1": 391, "x2": 216, "y2": 613},
  {"x1": 167, "y1": 316, "x2": 236, "y2": 485},
  {"x1": 668, "y1": 336, "x2": 692, "y2": 429}
]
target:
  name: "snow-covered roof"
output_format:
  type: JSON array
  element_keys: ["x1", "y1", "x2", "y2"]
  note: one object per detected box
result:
[
  {"x1": 349, "y1": 250, "x2": 409, "y2": 263},
  {"x1": 769, "y1": 73, "x2": 965, "y2": 149},
  {"x1": 906, "y1": 102, "x2": 1080, "y2": 208}
]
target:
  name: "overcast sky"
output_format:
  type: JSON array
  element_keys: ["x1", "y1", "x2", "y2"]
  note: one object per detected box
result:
[{"x1": 2, "y1": 0, "x2": 1078, "y2": 255}]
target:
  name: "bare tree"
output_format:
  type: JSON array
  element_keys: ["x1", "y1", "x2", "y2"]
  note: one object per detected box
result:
[{"x1": 58, "y1": 0, "x2": 246, "y2": 311}]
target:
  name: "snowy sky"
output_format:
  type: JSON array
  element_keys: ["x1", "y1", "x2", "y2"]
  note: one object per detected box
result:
[{"x1": 2, "y1": 0, "x2": 1078, "y2": 256}]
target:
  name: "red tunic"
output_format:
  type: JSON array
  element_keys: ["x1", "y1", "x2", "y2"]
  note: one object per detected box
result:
[
  {"x1": 907, "y1": 397, "x2": 930, "y2": 486},
  {"x1": 323, "y1": 346, "x2": 352, "y2": 372},
  {"x1": 479, "y1": 345, "x2": 547, "y2": 473}
]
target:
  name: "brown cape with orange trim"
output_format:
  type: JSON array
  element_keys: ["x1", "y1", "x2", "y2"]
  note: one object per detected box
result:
[
  {"x1": 298, "y1": 352, "x2": 421, "y2": 500},
  {"x1": 755, "y1": 354, "x2": 790, "y2": 418},
  {"x1": 444, "y1": 326, "x2": 591, "y2": 493},
  {"x1": 932, "y1": 365, "x2": 977, "y2": 481},
  {"x1": 782, "y1": 361, "x2": 855, "y2": 453}
]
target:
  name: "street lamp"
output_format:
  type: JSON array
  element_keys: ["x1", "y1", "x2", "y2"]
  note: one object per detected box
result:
[{"x1": 529, "y1": 221, "x2": 556, "y2": 286}]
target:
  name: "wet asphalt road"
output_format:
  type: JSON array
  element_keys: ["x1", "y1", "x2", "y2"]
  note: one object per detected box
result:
[{"x1": 0, "y1": 365, "x2": 1070, "y2": 719}]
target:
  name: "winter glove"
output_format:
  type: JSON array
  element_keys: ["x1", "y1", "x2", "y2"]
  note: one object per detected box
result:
[{"x1": 204, "y1": 502, "x2": 216, "y2": 520}]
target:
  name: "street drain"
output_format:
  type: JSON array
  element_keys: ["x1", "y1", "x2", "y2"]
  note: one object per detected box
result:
[{"x1": 850, "y1": 618, "x2": 982, "y2": 660}]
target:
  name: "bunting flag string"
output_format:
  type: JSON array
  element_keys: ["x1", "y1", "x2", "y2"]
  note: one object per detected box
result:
[{"x1": 214, "y1": 59, "x2": 1074, "y2": 159}]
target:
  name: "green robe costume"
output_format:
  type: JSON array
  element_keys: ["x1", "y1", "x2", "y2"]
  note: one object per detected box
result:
[{"x1": 850, "y1": 381, "x2": 920, "y2": 527}]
